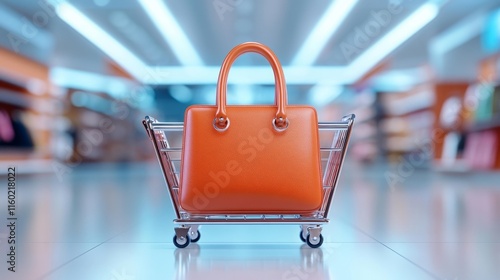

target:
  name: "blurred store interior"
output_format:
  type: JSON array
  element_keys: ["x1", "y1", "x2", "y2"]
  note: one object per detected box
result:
[
  {"x1": 1, "y1": 0, "x2": 500, "y2": 174},
  {"x1": 0, "y1": 0, "x2": 500, "y2": 279}
]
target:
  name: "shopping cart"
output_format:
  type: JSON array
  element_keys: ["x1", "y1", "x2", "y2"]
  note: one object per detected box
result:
[{"x1": 142, "y1": 114, "x2": 355, "y2": 248}]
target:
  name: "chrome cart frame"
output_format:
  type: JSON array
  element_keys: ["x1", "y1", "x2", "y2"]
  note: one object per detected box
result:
[{"x1": 143, "y1": 114, "x2": 355, "y2": 248}]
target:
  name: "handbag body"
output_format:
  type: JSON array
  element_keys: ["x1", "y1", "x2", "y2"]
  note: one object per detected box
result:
[{"x1": 179, "y1": 42, "x2": 323, "y2": 214}]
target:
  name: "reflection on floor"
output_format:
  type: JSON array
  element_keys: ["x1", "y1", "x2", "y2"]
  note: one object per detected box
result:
[{"x1": 0, "y1": 161, "x2": 499, "y2": 280}]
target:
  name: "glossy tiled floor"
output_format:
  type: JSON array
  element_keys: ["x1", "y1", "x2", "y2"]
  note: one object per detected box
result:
[{"x1": 0, "y1": 161, "x2": 499, "y2": 280}]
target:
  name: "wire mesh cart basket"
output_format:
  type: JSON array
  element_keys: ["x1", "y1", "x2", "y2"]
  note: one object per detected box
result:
[{"x1": 143, "y1": 114, "x2": 355, "y2": 248}]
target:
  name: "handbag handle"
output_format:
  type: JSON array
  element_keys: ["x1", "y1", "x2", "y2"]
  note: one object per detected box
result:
[{"x1": 214, "y1": 42, "x2": 288, "y2": 132}]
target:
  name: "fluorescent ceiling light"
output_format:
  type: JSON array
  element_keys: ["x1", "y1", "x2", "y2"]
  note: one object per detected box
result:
[
  {"x1": 51, "y1": 67, "x2": 154, "y2": 108},
  {"x1": 0, "y1": 3, "x2": 53, "y2": 50},
  {"x1": 429, "y1": 9, "x2": 487, "y2": 72},
  {"x1": 371, "y1": 67, "x2": 430, "y2": 91},
  {"x1": 52, "y1": 0, "x2": 441, "y2": 86},
  {"x1": 50, "y1": 67, "x2": 134, "y2": 98},
  {"x1": 138, "y1": 0, "x2": 203, "y2": 66},
  {"x1": 55, "y1": 2, "x2": 149, "y2": 80},
  {"x1": 145, "y1": 66, "x2": 347, "y2": 85},
  {"x1": 348, "y1": 2, "x2": 439, "y2": 81},
  {"x1": 430, "y1": 10, "x2": 486, "y2": 55},
  {"x1": 308, "y1": 84, "x2": 344, "y2": 106},
  {"x1": 291, "y1": 0, "x2": 359, "y2": 66}
]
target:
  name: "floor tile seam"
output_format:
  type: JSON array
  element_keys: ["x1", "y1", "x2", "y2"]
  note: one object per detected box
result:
[
  {"x1": 35, "y1": 231, "x2": 125, "y2": 280},
  {"x1": 339, "y1": 219, "x2": 442, "y2": 280}
]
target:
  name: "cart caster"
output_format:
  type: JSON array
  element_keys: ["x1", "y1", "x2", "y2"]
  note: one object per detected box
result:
[
  {"x1": 173, "y1": 227, "x2": 191, "y2": 248},
  {"x1": 302, "y1": 226, "x2": 323, "y2": 248},
  {"x1": 189, "y1": 229, "x2": 201, "y2": 243},
  {"x1": 299, "y1": 225, "x2": 310, "y2": 243},
  {"x1": 300, "y1": 230, "x2": 307, "y2": 243},
  {"x1": 173, "y1": 235, "x2": 190, "y2": 248},
  {"x1": 306, "y1": 234, "x2": 323, "y2": 248}
]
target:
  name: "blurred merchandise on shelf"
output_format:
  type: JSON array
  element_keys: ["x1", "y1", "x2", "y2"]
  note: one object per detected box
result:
[
  {"x1": 0, "y1": 109, "x2": 34, "y2": 148},
  {"x1": 0, "y1": 0, "x2": 500, "y2": 175},
  {"x1": 0, "y1": 47, "x2": 55, "y2": 173}
]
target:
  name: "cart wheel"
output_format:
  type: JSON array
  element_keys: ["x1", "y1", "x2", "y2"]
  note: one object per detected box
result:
[
  {"x1": 173, "y1": 234, "x2": 190, "y2": 248},
  {"x1": 300, "y1": 230, "x2": 307, "y2": 243},
  {"x1": 306, "y1": 234, "x2": 323, "y2": 248},
  {"x1": 189, "y1": 229, "x2": 201, "y2": 243}
]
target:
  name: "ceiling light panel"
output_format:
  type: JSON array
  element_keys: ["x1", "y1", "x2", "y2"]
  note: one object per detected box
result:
[
  {"x1": 292, "y1": 0, "x2": 359, "y2": 66},
  {"x1": 138, "y1": 0, "x2": 203, "y2": 66},
  {"x1": 55, "y1": 1, "x2": 149, "y2": 80},
  {"x1": 348, "y1": 2, "x2": 439, "y2": 81}
]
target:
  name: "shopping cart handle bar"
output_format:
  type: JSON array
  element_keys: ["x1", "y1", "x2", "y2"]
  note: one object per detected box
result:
[
  {"x1": 318, "y1": 123, "x2": 349, "y2": 129},
  {"x1": 149, "y1": 123, "x2": 185, "y2": 130},
  {"x1": 145, "y1": 117, "x2": 355, "y2": 131}
]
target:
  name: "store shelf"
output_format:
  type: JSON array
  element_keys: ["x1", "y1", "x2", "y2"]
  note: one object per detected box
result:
[
  {"x1": 382, "y1": 86, "x2": 434, "y2": 116},
  {"x1": 353, "y1": 108, "x2": 375, "y2": 124},
  {"x1": 0, "y1": 88, "x2": 31, "y2": 108},
  {"x1": 433, "y1": 159, "x2": 472, "y2": 173},
  {"x1": 350, "y1": 121, "x2": 377, "y2": 142},
  {"x1": 467, "y1": 114, "x2": 500, "y2": 132},
  {"x1": 381, "y1": 111, "x2": 434, "y2": 135},
  {"x1": 0, "y1": 159, "x2": 54, "y2": 175},
  {"x1": 0, "y1": 46, "x2": 58, "y2": 168},
  {"x1": 0, "y1": 63, "x2": 48, "y2": 95},
  {"x1": 0, "y1": 71, "x2": 27, "y2": 91},
  {"x1": 0, "y1": 68, "x2": 46, "y2": 95},
  {"x1": 0, "y1": 89, "x2": 57, "y2": 113}
]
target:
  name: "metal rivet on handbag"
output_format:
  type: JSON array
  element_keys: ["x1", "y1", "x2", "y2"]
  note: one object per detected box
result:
[{"x1": 179, "y1": 42, "x2": 323, "y2": 214}]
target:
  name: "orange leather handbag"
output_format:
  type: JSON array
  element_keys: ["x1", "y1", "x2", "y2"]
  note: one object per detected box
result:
[{"x1": 180, "y1": 42, "x2": 323, "y2": 214}]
